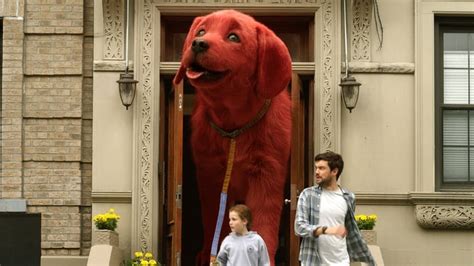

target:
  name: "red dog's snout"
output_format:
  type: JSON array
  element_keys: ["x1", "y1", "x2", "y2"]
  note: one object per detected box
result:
[{"x1": 192, "y1": 38, "x2": 209, "y2": 54}]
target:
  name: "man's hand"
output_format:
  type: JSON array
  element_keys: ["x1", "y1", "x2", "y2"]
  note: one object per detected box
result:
[{"x1": 325, "y1": 225, "x2": 347, "y2": 237}]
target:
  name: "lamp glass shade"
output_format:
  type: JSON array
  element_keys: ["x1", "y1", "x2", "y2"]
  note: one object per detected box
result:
[
  {"x1": 117, "y1": 72, "x2": 138, "y2": 110},
  {"x1": 339, "y1": 76, "x2": 361, "y2": 113}
]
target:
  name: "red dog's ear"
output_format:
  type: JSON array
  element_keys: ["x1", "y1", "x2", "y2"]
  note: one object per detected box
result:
[
  {"x1": 174, "y1": 16, "x2": 203, "y2": 85},
  {"x1": 256, "y1": 24, "x2": 292, "y2": 99}
]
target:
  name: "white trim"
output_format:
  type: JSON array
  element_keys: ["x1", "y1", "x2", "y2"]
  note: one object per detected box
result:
[{"x1": 415, "y1": 1, "x2": 474, "y2": 192}]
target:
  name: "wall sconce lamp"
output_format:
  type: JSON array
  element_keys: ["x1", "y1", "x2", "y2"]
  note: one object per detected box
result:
[
  {"x1": 340, "y1": 76, "x2": 361, "y2": 113},
  {"x1": 116, "y1": 0, "x2": 137, "y2": 110},
  {"x1": 339, "y1": 0, "x2": 361, "y2": 113},
  {"x1": 117, "y1": 67, "x2": 137, "y2": 110}
]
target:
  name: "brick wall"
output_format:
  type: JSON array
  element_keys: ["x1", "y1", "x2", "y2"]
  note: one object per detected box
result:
[
  {"x1": 1, "y1": 0, "x2": 93, "y2": 256},
  {"x1": 24, "y1": 76, "x2": 82, "y2": 117},
  {"x1": 1, "y1": 18, "x2": 24, "y2": 199}
]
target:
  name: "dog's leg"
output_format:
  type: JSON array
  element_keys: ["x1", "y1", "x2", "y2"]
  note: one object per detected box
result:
[{"x1": 246, "y1": 160, "x2": 287, "y2": 266}]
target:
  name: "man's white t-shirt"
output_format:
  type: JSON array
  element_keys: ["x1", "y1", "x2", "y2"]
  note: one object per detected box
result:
[{"x1": 318, "y1": 189, "x2": 350, "y2": 266}]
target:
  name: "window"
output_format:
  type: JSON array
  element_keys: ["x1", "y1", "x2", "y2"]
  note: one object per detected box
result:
[{"x1": 436, "y1": 17, "x2": 474, "y2": 191}]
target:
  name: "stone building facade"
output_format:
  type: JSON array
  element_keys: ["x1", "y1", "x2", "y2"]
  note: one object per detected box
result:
[
  {"x1": 1, "y1": 0, "x2": 93, "y2": 257},
  {"x1": 2, "y1": 0, "x2": 474, "y2": 265}
]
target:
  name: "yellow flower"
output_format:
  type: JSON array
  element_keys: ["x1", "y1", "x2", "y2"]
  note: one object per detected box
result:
[
  {"x1": 140, "y1": 260, "x2": 149, "y2": 265},
  {"x1": 149, "y1": 259, "x2": 157, "y2": 265},
  {"x1": 135, "y1": 251, "x2": 144, "y2": 258},
  {"x1": 355, "y1": 213, "x2": 377, "y2": 230},
  {"x1": 145, "y1": 252, "x2": 153, "y2": 259}
]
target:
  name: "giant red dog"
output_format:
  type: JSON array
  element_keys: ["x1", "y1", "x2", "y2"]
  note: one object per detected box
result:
[{"x1": 174, "y1": 10, "x2": 291, "y2": 265}]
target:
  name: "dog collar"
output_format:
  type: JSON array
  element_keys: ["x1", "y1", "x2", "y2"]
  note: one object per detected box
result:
[{"x1": 209, "y1": 99, "x2": 272, "y2": 138}]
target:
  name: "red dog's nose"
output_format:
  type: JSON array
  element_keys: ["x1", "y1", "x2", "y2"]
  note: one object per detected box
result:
[{"x1": 192, "y1": 38, "x2": 209, "y2": 54}]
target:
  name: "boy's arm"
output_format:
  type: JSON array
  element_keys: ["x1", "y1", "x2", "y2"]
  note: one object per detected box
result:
[
  {"x1": 258, "y1": 236, "x2": 271, "y2": 266},
  {"x1": 216, "y1": 238, "x2": 229, "y2": 265}
]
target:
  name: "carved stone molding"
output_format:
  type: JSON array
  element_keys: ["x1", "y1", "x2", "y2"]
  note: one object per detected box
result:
[
  {"x1": 416, "y1": 205, "x2": 474, "y2": 229},
  {"x1": 133, "y1": 0, "x2": 154, "y2": 254},
  {"x1": 103, "y1": 0, "x2": 124, "y2": 60},
  {"x1": 351, "y1": 0, "x2": 372, "y2": 61},
  {"x1": 320, "y1": 0, "x2": 339, "y2": 152}
]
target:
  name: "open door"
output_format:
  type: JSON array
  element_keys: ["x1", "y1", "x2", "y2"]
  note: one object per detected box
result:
[
  {"x1": 161, "y1": 80, "x2": 184, "y2": 266},
  {"x1": 288, "y1": 72, "x2": 314, "y2": 265}
]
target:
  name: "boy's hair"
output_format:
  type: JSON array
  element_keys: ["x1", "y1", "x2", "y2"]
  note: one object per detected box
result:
[
  {"x1": 229, "y1": 204, "x2": 253, "y2": 230},
  {"x1": 315, "y1": 151, "x2": 344, "y2": 180}
]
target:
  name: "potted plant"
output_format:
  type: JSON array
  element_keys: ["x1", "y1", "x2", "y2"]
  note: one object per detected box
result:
[
  {"x1": 123, "y1": 251, "x2": 161, "y2": 266},
  {"x1": 92, "y1": 208, "x2": 121, "y2": 246},
  {"x1": 355, "y1": 214, "x2": 377, "y2": 245}
]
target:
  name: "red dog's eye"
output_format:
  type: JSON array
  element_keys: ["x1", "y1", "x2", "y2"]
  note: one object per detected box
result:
[
  {"x1": 227, "y1": 33, "x2": 240, "y2": 43},
  {"x1": 196, "y1": 29, "x2": 205, "y2": 37}
]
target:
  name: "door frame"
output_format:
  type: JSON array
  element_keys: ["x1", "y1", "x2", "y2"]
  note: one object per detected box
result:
[{"x1": 130, "y1": 0, "x2": 342, "y2": 259}]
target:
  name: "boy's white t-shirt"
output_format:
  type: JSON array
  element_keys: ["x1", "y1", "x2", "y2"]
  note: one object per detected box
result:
[{"x1": 318, "y1": 189, "x2": 350, "y2": 266}]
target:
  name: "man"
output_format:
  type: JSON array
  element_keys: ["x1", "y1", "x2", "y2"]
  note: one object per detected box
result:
[{"x1": 294, "y1": 151, "x2": 375, "y2": 266}]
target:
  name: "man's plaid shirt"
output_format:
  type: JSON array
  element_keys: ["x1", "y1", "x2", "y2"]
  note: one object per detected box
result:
[{"x1": 294, "y1": 186, "x2": 375, "y2": 265}]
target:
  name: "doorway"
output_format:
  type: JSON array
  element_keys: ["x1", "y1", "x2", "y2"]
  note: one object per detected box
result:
[{"x1": 158, "y1": 14, "x2": 316, "y2": 266}]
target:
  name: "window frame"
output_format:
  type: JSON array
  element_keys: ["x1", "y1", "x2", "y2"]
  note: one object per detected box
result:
[{"x1": 435, "y1": 16, "x2": 474, "y2": 191}]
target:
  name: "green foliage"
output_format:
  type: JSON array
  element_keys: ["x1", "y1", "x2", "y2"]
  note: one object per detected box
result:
[{"x1": 355, "y1": 214, "x2": 377, "y2": 230}]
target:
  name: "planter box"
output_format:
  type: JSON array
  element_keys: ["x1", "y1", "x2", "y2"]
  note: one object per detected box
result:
[
  {"x1": 93, "y1": 230, "x2": 119, "y2": 247},
  {"x1": 360, "y1": 229, "x2": 377, "y2": 245}
]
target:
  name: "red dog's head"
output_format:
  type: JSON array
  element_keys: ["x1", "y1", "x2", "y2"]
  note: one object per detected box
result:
[{"x1": 173, "y1": 9, "x2": 291, "y2": 100}]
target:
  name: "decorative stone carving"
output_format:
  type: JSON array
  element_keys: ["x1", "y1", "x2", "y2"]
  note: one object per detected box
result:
[
  {"x1": 416, "y1": 205, "x2": 474, "y2": 229},
  {"x1": 132, "y1": 0, "x2": 155, "y2": 253},
  {"x1": 351, "y1": 0, "x2": 372, "y2": 61},
  {"x1": 103, "y1": 0, "x2": 124, "y2": 60},
  {"x1": 320, "y1": 0, "x2": 337, "y2": 152}
]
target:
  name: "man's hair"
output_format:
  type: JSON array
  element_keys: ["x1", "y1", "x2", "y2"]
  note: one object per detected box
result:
[
  {"x1": 315, "y1": 151, "x2": 344, "y2": 180},
  {"x1": 229, "y1": 204, "x2": 253, "y2": 230}
]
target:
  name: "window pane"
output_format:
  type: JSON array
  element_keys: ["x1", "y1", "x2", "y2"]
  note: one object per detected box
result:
[
  {"x1": 470, "y1": 33, "x2": 474, "y2": 66},
  {"x1": 445, "y1": 51, "x2": 468, "y2": 68},
  {"x1": 470, "y1": 70, "x2": 474, "y2": 104},
  {"x1": 444, "y1": 69, "x2": 468, "y2": 104},
  {"x1": 443, "y1": 147, "x2": 468, "y2": 182},
  {"x1": 470, "y1": 148, "x2": 474, "y2": 182},
  {"x1": 444, "y1": 33, "x2": 468, "y2": 68},
  {"x1": 444, "y1": 110, "x2": 468, "y2": 145}
]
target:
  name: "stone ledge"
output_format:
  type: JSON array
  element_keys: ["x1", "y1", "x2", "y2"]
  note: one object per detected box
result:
[
  {"x1": 356, "y1": 192, "x2": 474, "y2": 206},
  {"x1": 355, "y1": 192, "x2": 474, "y2": 230},
  {"x1": 91, "y1": 191, "x2": 132, "y2": 203},
  {"x1": 93, "y1": 60, "x2": 133, "y2": 72},
  {"x1": 41, "y1": 256, "x2": 88, "y2": 266},
  {"x1": 0, "y1": 199, "x2": 27, "y2": 212},
  {"x1": 344, "y1": 62, "x2": 415, "y2": 74}
]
